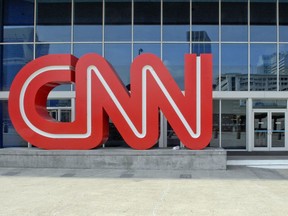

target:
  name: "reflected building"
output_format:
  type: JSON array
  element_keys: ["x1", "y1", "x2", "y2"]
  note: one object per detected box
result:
[
  {"x1": 218, "y1": 51, "x2": 288, "y2": 91},
  {"x1": 1, "y1": 0, "x2": 288, "y2": 152},
  {"x1": 279, "y1": 51, "x2": 288, "y2": 91},
  {"x1": 2, "y1": 27, "x2": 49, "y2": 91},
  {"x1": 191, "y1": 31, "x2": 211, "y2": 56},
  {"x1": 4, "y1": 26, "x2": 34, "y2": 42}
]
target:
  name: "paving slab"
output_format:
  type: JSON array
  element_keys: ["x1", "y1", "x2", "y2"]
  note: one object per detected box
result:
[{"x1": 1, "y1": 166, "x2": 288, "y2": 216}]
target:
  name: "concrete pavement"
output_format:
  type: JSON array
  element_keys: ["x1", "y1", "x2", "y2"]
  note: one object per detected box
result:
[{"x1": 1, "y1": 166, "x2": 288, "y2": 216}]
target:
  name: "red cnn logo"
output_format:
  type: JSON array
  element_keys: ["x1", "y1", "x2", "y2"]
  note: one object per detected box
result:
[{"x1": 8, "y1": 53, "x2": 212, "y2": 150}]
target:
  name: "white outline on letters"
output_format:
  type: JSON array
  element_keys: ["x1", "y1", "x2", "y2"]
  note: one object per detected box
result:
[{"x1": 19, "y1": 57, "x2": 202, "y2": 139}]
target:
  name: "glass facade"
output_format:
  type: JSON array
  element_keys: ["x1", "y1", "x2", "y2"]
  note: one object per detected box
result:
[
  {"x1": 221, "y1": 100, "x2": 246, "y2": 149},
  {"x1": 1, "y1": 0, "x2": 288, "y2": 151}
]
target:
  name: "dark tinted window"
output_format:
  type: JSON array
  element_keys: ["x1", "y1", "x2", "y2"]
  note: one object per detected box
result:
[
  {"x1": 250, "y1": 1, "x2": 276, "y2": 42},
  {"x1": 105, "y1": 1, "x2": 131, "y2": 41},
  {"x1": 192, "y1": 1, "x2": 219, "y2": 41},
  {"x1": 37, "y1": 0, "x2": 71, "y2": 42},
  {"x1": 163, "y1": 1, "x2": 190, "y2": 41},
  {"x1": 74, "y1": 0, "x2": 102, "y2": 42},
  {"x1": 3, "y1": 0, "x2": 34, "y2": 42},
  {"x1": 221, "y1": 1, "x2": 248, "y2": 41},
  {"x1": 134, "y1": 1, "x2": 161, "y2": 41},
  {"x1": 279, "y1": 0, "x2": 288, "y2": 42}
]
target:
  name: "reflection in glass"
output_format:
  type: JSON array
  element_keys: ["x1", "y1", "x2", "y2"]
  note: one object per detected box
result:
[
  {"x1": 167, "y1": 121, "x2": 180, "y2": 148},
  {"x1": 163, "y1": 43, "x2": 190, "y2": 90},
  {"x1": 192, "y1": 1, "x2": 219, "y2": 41},
  {"x1": 279, "y1": 44, "x2": 288, "y2": 91},
  {"x1": 36, "y1": 0, "x2": 71, "y2": 42},
  {"x1": 254, "y1": 112, "x2": 268, "y2": 148},
  {"x1": 210, "y1": 100, "x2": 219, "y2": 148},
  {"x1": 3, "y1": 0, "x2": 34, "y2": 42},
  {"x1": 221, "y1": 44, "x2": 248, "y2": 91},
  {"x1": 134, "y1": 1, "x2": 160, "y2": 41},
  {"x1": 250, "y1": 1, "x2": 276, "y2": 42},
  {"x1": 1, "y1": 101, "x2": 26, "y2": 147},
  {"x1": 250, "y1": 44, "x2": 277, "y2": 91},
  {"x1": 280, "y1": 1, "x2": 288, "y2": 42},
  {"x1": 253, "y1": 100, "x2": 286, "y2": 109},
  {"x1": 60, "y1": 110, "x2": 72, "y2": 122},
  {"x1": 133, "y1": 44, "x2": 160, "y2": 59},
  {"x1": 192, "y1": 43, "x2": 219, "y2": 90},
  {"x1": 1, "y1": 44, "x2": 33, "y2": 91},
  {"x1": 101, "y1": 39, "x2": 130, "y2": 148},
  {"x1": 48, "y1": 109, "x2": 72, "y2": 123},
  {"x1": 36, "y1": 44, "x2": 71, "y2": 91},
  {"x1": 73, "y1": 44, "x2": 102, "y2": 58},
  {"x1": 74, "y1": 0, "x2": 102, "y2": 42},
  {"x1": 221, "y1": 100, "x2": 246, "y2": 149},
  {"x1": 47, "y1": 99, "x2": 71, "y2": 108},
  {"x1": 221, "y1": 0, "x2": 248, "y2": 42},
  {"x1": 105, "y1": 1, "x2": 131, "y2": 41},
  {"x1": 47, "y1": 99, "x2": 72, "y2": 123},
  {"x1": 163, "y1": 1, "x2": 190, "y2": 41},
  {"x1": 104, "y1": 44, "x2": 131, "y2": 85},
  {"x1": 0, "y1": 102, "x2": 2, "y2": 148},
  {"x1": 271, "y1": 113, "x2": 285, "y2": 148},
  {"x1": 36, "y1": 44, "x2": 70, "y2": 58},
  {"x1": 105, "y1": 121, "x2": 126, "y2": 148}
]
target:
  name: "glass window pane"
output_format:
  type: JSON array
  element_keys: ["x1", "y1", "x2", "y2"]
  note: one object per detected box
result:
[
  {"x1": 254, "y1": 112, "x2": 268, "y2": 148},
  {"x1": 104, "y1": 44, "x2": 131, "y2": 85},
  {"x1": 250, "y1": 44, "x2": 277, "y2": 91},
  {"x1": 250, "y1": 1, "x2": 276, "y2": 42},
  {"x1": 3, "y1": 0, "x2": 34, "y2": 42},
  {"x1": 105, "y1": 1, "x2": 131, "y2": 41},
  {"x1": 36, "y1": 44, "x2": 71, "y2": 58},
  {"x1": 133, "y1": 43, "x2": 160, "y2": 59},
  {"x1": 192, "y1": 43, "x2": 219, "y2": 91},
  {"x1": 253, "y1": 100, "x2": 286, "y2": 109},
  {"x1": 134, "y1": 1, "x2": 161, "y2": 41},
  {"x1": 210, "y1": 100, "x2": 220, "y2": 148},
  {"x1": 163, "y1": 1, "x2": 190, "y2": 41},
  {"x1": 280, "y1": 0, "x2": 288, "y2": 42},
  {"x1": 73, "y1": 44, "x2": 102, "y2": 58},
  {"x1": 0, "y1": 45, "x2": 2, "y2": 91},
  {"x1": 104, "y1": 43, "x2": 132, "y2": 148},
  {"x1": 221, "y1": 0, "x2": 248, "y2": 42},
  {"x1": 279, "y1": 44, "x2": 288, "y2": 91},
  {"x1": 36, "y1": 0, "x2": 71, "y2": 42},
  {"x1": 47, "y1": 100, "x2": 71, "y2": 107},
  {"x1": 163, "y1": 44, "x2": 190, "y2": 90},
  {"x1": 36, "y1": 44, "x2": 71, "y2": 91},
  {"x1": 105, "y1": 121, "x2": 126, "y2": 147},
  {"x1": 271, "y1": 112, "x2": 285, "y2": 148},
  {"x1": 192, "y1": 1, "x2": 219, "y2": 42},
  {"x1": 221, "y1": 44, "x2": 248, "y2": 91},
  {"x1": 74, "y1": 0, "x2": 102, "y2": 42},
  {"x1": 221, "y1": 100, "x2": 246, "y2": 149},
  {"x1": 1, "y1": 101, "x2": 27, "y2": 147},
  {"x1": 0, "y1": 102, "x2": 2, "y2": 148},
  {"x1": 1, "y1": 44, "x2": 33, "y2": 91},
  {"x1": 167, "y1": 120, "x2": 180, "y2": 148}
]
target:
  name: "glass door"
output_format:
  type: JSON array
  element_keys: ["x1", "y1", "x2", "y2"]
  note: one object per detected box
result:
[
  {"x1": 48, "y1": 108, "x2": 71, "y2": 122},
  {"x1": 254, "y1": 112, "x2": 268, "y2": 148},
  {"x1": 271, "y1": 112, "x2": 285, "y2": 148},
  {"x1": 253, "y1": 110, "x2": 287, "y2": 151}
]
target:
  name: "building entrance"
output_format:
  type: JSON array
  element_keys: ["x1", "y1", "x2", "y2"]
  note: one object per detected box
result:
[{"x1": 253, "y1": 110, "x2": 287, "y2": 151}]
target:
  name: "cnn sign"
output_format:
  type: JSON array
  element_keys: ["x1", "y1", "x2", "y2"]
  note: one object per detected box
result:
[{"x1": 8, "y1": 53, "x2": 212, "y2": 150}]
